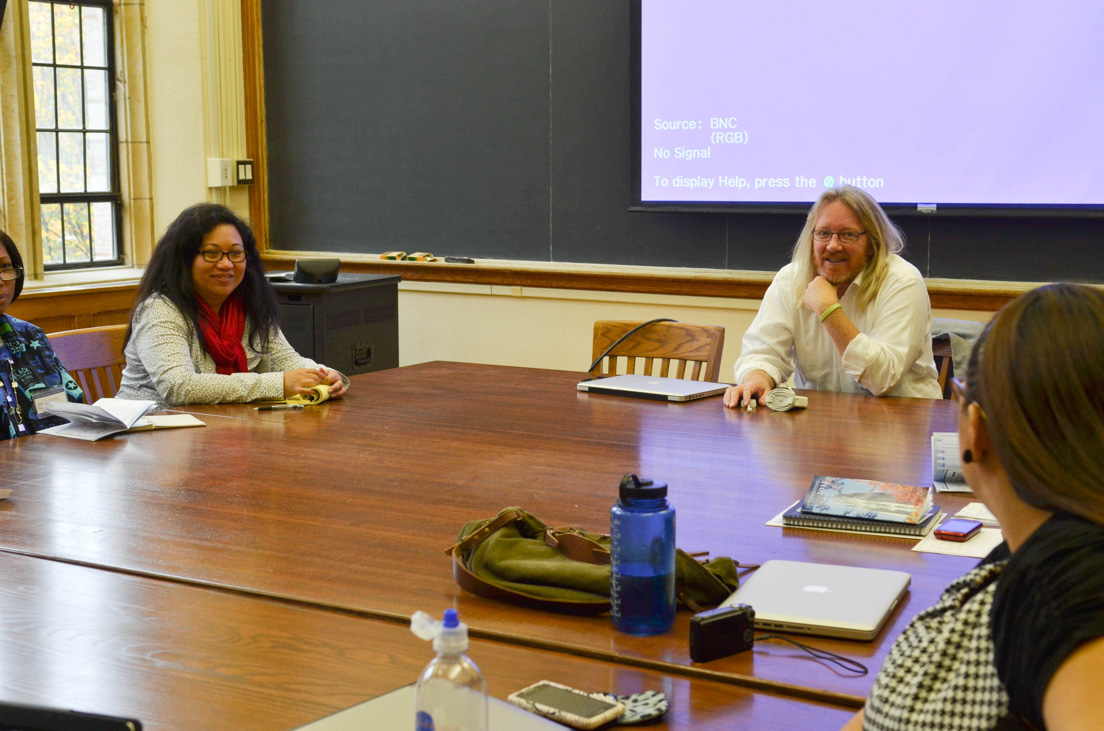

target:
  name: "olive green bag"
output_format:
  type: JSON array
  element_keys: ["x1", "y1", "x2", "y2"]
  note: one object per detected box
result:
[{"x1": 447, "y1": 506, "x2": 753, "y2": 615}]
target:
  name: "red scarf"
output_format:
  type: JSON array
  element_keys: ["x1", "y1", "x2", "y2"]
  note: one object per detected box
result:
[{"x1": 196, "y1": 294, "x2": 247, "y2": 375}]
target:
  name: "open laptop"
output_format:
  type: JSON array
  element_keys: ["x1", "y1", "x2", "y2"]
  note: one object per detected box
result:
[
  {"x1": 720, "y1": 560, "x2": 911, "y2": 641},
  {"x1": 577, "y1": 374, "x2": 728, "y2": 402}
]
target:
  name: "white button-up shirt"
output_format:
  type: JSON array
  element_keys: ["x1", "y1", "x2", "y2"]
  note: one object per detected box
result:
[{"x1": 734, "y1": 254, "x2": 942, "y2": 398}]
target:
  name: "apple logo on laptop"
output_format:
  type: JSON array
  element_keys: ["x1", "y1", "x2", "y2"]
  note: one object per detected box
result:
[{"x1": 802, "y1": 585, "x2": 832, "y2": 593}]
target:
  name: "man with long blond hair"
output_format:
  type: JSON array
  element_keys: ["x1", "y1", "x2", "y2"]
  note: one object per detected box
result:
[{"x1": 724, "y1": 186, "x2": 941, "y2": 409}]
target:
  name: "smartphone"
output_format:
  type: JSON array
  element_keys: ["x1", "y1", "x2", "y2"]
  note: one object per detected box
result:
[
  {"x1": 507, "y1": 681, "x2": 625, "y2": 730},
  {"x1": 934, "y1": 518, "x2": 983, "y2": 542}
]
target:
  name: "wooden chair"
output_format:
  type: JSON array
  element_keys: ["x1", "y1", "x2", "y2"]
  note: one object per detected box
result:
[
  {"x1": 47, "y1": 324, "x2": 129, "y2": 401},
  {"x1": 590, "y1": 320, "x2": 725, "y2": 382}
]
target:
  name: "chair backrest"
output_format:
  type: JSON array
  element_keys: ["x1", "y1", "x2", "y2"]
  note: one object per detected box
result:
[
  {"x1": 931, "y1": 317, "x2": 987, "y2": 399},
  {"x1": 591, "y1": 320, "x2": 725, "y2": 382},
  {"x1": 47, "y1": 324, "x2": 129, "y2": 401}
]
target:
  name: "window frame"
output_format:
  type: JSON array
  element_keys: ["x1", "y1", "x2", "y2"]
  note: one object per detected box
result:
[{"x1": 31, "y1": 0, "x2": 124, "y2": 271}]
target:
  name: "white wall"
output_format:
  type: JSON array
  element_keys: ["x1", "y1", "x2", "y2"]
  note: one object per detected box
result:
[
  {"x1": 396, "y1": 283, "x2": 990, "y2": 377},
  {"x1": 145, "y1": 2, "x2": 209, "y2": 236}
]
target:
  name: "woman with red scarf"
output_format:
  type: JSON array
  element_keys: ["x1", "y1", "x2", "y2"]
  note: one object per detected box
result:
[{"x1": 117, "y1": 204, "x2": 348, "y2": 408}]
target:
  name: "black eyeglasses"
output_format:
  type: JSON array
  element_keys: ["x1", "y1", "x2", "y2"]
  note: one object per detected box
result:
[
  {"x1": 199, "y1": 249, "x2": 247, "y2": 263},
  {"x1": 0, "y1": 267, "x2": 23, "y2": 282},
  {"x1": 812, "y1": 230, "x2": 867, "y2": 244},
  {"x1": 951, "y1": 377, "x2": 987, "y2": 419}
]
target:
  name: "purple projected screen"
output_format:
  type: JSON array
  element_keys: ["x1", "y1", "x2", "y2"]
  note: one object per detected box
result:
[{"x1": 639, "y1": 1, "x2": 1104, "y2": 209}]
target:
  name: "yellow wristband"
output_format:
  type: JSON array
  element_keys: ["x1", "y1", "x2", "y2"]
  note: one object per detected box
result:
[{"x1": 818, "y1": 302, "x2": 842, "y2": 322}]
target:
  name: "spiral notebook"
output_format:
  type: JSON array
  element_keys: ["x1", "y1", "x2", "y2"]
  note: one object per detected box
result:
[{"x1": 780, "y1": 501, "x2": 943, "y2": 537}]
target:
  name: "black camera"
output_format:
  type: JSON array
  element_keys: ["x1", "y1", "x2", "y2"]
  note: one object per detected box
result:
[{"x1": 689, "y1": 604, "x2": 755, "y2": 663}]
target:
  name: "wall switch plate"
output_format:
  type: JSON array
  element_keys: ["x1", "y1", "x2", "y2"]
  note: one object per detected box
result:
[
  {"x1": 206, "y1": 158, "x2": 234, "y2": 187},
  {"x1": 235, "y1": 159, "x2": 254, "y2": 185}
]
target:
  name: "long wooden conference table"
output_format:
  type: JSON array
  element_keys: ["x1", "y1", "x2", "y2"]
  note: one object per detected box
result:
[{"x1": 1, "y1": 361, "x2": 971, "y2": 728}]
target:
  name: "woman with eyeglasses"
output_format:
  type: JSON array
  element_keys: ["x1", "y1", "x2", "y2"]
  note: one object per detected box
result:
[
  {"x1": 844, "y1": 283, "x2": 1104, "y2": 730},
  {"x1": 0, "y1": 229, "x2": 85, "y2": 440},
  {"x1": 117, "y1": 203, "x2": 348, "y2": 407}
]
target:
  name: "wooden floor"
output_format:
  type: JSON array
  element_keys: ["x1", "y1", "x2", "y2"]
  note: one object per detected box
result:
[{"x1": 0, "y1": 361, "x2": 975, "y2": 729}]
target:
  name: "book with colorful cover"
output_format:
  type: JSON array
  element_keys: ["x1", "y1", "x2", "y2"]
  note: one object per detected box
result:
[{"x1": 800, "y1": 475, "x2": 934, "y2": 524}]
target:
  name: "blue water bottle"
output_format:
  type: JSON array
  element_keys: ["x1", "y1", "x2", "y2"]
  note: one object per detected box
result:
[{"x1": 610, "y1": 473, "x2": 676, "y2": 635}]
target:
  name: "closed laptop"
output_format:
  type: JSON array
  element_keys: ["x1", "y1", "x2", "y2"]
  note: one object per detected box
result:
[
  {"x1": 577, "y1": 374, "x2": 728, "y2": 402},
  {"x1": 720, "y1": 560, "x2": 910, "y2": 641}
]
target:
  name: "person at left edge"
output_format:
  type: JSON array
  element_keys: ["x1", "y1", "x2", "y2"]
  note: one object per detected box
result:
[
  {"x1": 0, "y1": 229, "x2": 85, "y2": 440},
  {"x1": 117, "y1": 203, "x2": 348, "y2": 408}
]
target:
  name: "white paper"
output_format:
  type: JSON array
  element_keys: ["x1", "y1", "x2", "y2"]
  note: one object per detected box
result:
[
  {"x1": 955, "y1": 502, "x2": 999, "y2": 527},
  {"x1": 912, "y1": 526, "x2": 1004, "y2": 558},
  {"x1": 932, "y1": 432, "x2": 971, "y2": 493}
]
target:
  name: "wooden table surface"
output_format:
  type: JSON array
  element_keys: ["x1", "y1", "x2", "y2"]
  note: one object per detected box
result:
[
  {"x1": 1, "y1": 361, "x2": 976, "y2": 707},
  {"x1": 0, "y1": 551, "x2": 854, "y2": 731}
]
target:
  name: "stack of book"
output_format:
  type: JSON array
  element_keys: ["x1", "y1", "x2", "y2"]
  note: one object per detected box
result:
[{"x1": 782, "y1": 475, "x2": 942, "y2": 537}]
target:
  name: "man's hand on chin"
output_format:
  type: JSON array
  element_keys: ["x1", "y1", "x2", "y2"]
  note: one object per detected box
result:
[{"x1": 804, "y1": 276, "x2": 839, "y2": 317}]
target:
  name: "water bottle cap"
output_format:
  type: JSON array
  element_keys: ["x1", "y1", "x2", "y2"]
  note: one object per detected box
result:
[
  {"x1": 410, "y1": 609, "x2": 470, "y2": 654},
  {"x1": 619, "y1": 473, "x2": 668, "y2": 501},
  {"x1": 443, "y1": 608, "x2": 459, "y2": 628}
]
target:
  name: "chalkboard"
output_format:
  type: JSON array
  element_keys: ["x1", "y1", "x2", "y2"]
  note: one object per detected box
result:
[{"x1": 261, "y1": 1, "x2": 1104, "y2": 283}]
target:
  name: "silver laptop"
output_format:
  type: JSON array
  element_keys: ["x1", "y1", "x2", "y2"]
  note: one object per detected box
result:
[
  {"x1": 577, "y1": 374, "x2": 728, "y2": 402},
  {"x1": 720, "y1": 560, "x2": 910, "y2": 641},
  {"x1": 295, "y1": 684, "x2": 562, "y2": 730}
]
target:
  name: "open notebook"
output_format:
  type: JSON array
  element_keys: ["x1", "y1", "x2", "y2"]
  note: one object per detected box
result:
[{"x1": 39, "y1": 399, "x2": 204, "y2": 441}]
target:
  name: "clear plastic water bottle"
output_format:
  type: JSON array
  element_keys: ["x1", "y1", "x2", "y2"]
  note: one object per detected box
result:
[
  {"x1": 610, "y1": 473, "x2": 676, "y2": 635},
  {"x1": 411, "y1": 608, "x2": 488, "y2": 731}
]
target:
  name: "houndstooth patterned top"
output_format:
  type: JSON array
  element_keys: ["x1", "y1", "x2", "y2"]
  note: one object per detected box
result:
[
  {"x1": 863, "y1": 558, "x2": 1016, "y2": 730},
  {"x1": 866, "y1": 512, "x2": 1104, "y2": 731}
]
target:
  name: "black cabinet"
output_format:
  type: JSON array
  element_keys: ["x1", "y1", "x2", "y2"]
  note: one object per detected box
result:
[{"x1": 268, "y1": 272, "x2": 400, "y2": 376}]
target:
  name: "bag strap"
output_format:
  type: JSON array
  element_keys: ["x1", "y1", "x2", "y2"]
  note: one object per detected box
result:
[
  {"x1": 544, "y1": 526, "x2": 610, "y2": 565},
  {"x1": 447, "y1": 508, "x2": 525, "y2": 557},
  {"x1": 446, "y1": 513, "x2": 610, "y2": 566},
  {"x1": 446, "y1": 510, "x2": 611, "y2": 615}
]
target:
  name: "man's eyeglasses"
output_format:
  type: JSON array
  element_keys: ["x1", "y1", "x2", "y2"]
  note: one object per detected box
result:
[
  {"x1": 0, "y1": 267, "x2": 23, "y2": 282},
  {"x1": 812, "y1": 230, "x2": 867, "y2": 244},
  {"x1": 199, "y1": 249, "x2": 247, "y2": 263}
]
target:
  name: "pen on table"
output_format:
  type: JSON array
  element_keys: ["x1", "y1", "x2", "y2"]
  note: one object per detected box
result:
[{"x1": 255, "y1": 404, "x2": 306, "y2": 411}]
